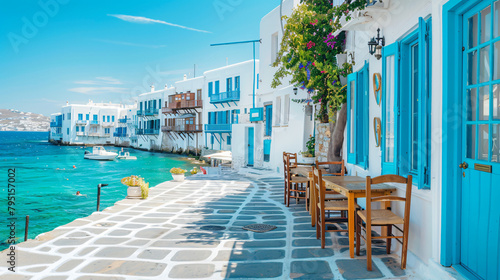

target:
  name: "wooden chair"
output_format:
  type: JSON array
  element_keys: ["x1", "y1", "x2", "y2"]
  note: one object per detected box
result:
[
  {"x1": 285, "y1": 153, "x2": 308, "y2": 207},
  {"x1": 282, "y1": 152, "x2": 292, "y2": 205},
  {"x1": 356, "y1": 175, "x2": 412, "y2": 270},
  {"x1": 315, "y1": 161, "x2": 348, "y2": 202},
  {"x1": 313, "y1": 167, "x2": 358, "y2": 249}
]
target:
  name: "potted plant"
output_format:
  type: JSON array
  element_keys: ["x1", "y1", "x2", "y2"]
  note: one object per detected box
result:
[
  {"x1": 190, "y1": 168, "x2": 199, "y2": 175},
  {"x1": 121, "y1": 175, "x2": 149, "y2": 199},
  {"x1": 170, "y1": 168, "x2": 187, "y2": 182},
  {"x1": 299, "y1": 135, "x2": 316, "y2": 164}
]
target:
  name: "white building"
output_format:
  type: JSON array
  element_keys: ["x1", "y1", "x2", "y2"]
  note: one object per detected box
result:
[
  {"x1": 135, "y1": 86, "x2": 166, "y2": 150},
  {"x1": 48, "y1": 113, "x2": 62, "y2": 143},
  {"x1": 161, "y1": 76, "x2": 204, "y2": 154},
  {"x1": 58, "y1": 101, "x2": 132, "y2": 145},
  {"x1": 203, "y1": 60, "x2": 258, "y2": 153},
  {"x1": 232, "y1": 0, "x2": 314, "y2": 171}
]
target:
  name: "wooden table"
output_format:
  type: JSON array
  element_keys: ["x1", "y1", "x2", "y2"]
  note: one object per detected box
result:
[
  {"x1": 290, "y1": 166, "x2": 325, "y2": 227},
  {"x1": 323, "y1": 176, "x2": 396, "y2": 258}
]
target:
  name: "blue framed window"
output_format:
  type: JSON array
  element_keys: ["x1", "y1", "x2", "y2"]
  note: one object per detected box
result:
[
  {"x1": 208, "y1": 82, "x2": 213, "y2": 96},
  {"x1": 381, "y1": 17, "x2": 432, "y2": 189},
  {"x1": 93, "y1": 115, "x2": 97, "y2": 121},
  {"x1": 215, "y1": 81, "x2": 220, "y2": 94},
  {"x1": 66, "y1": 128, "x2": 69, "y2": 135},
  {"x1": 103, "y1": 116, "x2": 105, "y2": 122},
  {"x1": 86, "y1": 114, "x2": 89, "y2": 120},
  {"x1": 76, "y1": 126, "x2": 79, "y2": 132},
  {"x1": 112, "y1": 116, "x2": 115, "y2": 122},
  {"x1": 107, "y1": 116, "x2": 110, "y2": 122},
  {"x1": 227, "y1": 77, "x2": 233, "y2": 92},
  {"x1": 265, "y1": 105, "x2": 273, "y2": 136},
  {"x1": 158, "y1": 99, "x2": 161, "y2": 109},
  {"x1": 78, "y1": 114, "x2": 83, "y2": 120},
  {"x1": 231, "y1": 109, "x2": 240, "y2": 124},
  {"x1": 347, "y1": 61, "x2": 369, "y2": 169},
  {"x1": 227, "y1": 136, "x2": 231, "y2": 145},
  {"x1": 235, "y1": 76, "x2": 241, "y2": 90},
  {"x1": 81, "y1": 126, "x2": 85, "y2": 132}
]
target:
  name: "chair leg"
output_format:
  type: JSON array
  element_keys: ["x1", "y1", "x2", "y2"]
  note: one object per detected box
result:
[
  {"x1": 321, "y1": 211, "x2": 326, "y2": 249},
  {"x1": 286, "y1": 184, "x2": 290, "y2": 207},
  {"x1": 316, "y1": 205, "x2": 320, "y2": 240},
  {"x1": 305, "y1": 183, "x2": 309, "y2": 211},
  {"x1": 356, "y1": 215, "x2": 360, "y2": 256},
  {"x1": 401, "y1": 227, "x2": 409, "y2": 270},
  {"x1": 386, "y1": 225, "x2": 392, "y2": 254},
  {"x1": 366, "y1": 226, "x2": 372, "y2": 271}
]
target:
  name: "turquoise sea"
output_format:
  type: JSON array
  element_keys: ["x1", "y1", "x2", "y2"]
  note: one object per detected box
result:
[{"x1": 0, "y1": 131, "x2": 198, "y2": 250}]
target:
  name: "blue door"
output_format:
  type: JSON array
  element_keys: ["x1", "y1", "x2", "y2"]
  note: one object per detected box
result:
[
  {"x1": 461, "y1": 1, "x2": 500, "y2": 279},
  {"x1": 265, "y1": 105, "x2": 273, "y2": 136},
  {"x1": 248, "y1": 127, "x2": 254, "y2": 166}
]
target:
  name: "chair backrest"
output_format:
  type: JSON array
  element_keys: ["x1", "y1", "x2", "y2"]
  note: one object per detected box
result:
[
  {"x1": 288, "y1": 153, "x2": 298, "y2": 168},
  {"x1": 312, "y1": 167, "x2": 325, "y2": 209},
  {"x1": 315, "y1": 160, "x2": 345, "y2": 176},
  {"x1": 365, "y1": 175, "x2": 412, "y2": 226}
]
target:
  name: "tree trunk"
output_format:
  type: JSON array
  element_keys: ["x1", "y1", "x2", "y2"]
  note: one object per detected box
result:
[{"x1": 327, "y1": 103, "x2": 347, "y2": 173}]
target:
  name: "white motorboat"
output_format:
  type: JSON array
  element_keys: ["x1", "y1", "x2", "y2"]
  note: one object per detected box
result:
[
  {"x1": 84, "y1": 146, "x2": 117, "y2": 161},
  {"x1": 117, "y1": 151, "x2": 137, "y2": 160}
]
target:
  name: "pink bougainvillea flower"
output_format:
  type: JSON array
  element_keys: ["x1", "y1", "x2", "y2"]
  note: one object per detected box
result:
[
  {"x1": 310, "y1": 19, "x2": 318, "y2": 26},
  {"x1": 307, "y1": 41, "x2": 315, "y2": 49},
  {"x1": 321, "y1": 71, "x2": 326, "y2": 74},
  {"x1": 312, "y1": 62, "x2": 316, "y2": 66}
]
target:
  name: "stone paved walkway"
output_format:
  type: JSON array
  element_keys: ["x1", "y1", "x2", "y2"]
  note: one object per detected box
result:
[{"x1": 0, "y1": 169, "x2": 420, "y2": 279}]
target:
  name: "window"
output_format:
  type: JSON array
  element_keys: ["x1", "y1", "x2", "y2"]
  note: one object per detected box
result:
[
  {"x1": 197, "y1": 89, "x2": 202, "y2": 100},
  {"x1": 208, "y1": 82, "x2": 213, "y2": 96},
  {"x1": 103, "y1": 116, "x2": 105, "y2": 122},
  {"x1": 264, "y1": 139, "x2": 271, "y2": 162},
  {"x1": 265, "y1": 105, "x2": 273, "y2": 136},
  {"x1": 93, "y1": 115, "x2": 97, "y2": 121},
  {"x1": 78, "y1": 114, "x2": 83, "y2": 120},
  {"x1": 271, "y1": 32, "x2": 279, "y2": 63},
  {"x1": 158, "y1": 99, "x2": 161, "y2": 109},
  {"x1": 283, "y1": 94, "x2": 290, "y2": 125},
  {"x1": 67, "y1": 128, "x2": 69, "y2": 135},
  {"x1": 227, "y1": 136, "x2": 231, "y2": 145},
  {"x1": 235, "y1": 76, "x2": 240, "y2": 91},
  {"x1": 81, "y1": 126, "x2": 85, "y2": 132},
  {"x1": 215, "y1": 81, "x2": 220, "y2": 94},
  {"x1": 86, "y1": 114, "x2": 89, "y2": 120},
  {"x1": 140, "y1": 102, "x2": 143, "y2": 110},
  {"x1": 231, "y1": 109, "x2": 240, "y2": 124},
  {"x1": 112, "y1": 116, "x2": 115, "y2": 122},
  {"x1": 227, "y1": 77, "x2": 233, "y2": 92},
  {"x1": 257, "y1": 74, "x2": 259, "y2": 89},
  {"x1": 347, "y1": 62, "x2": 369, "y2": 168},
  {"x1": 76, "y1": 126, "x2": 79, "y2": 132},
  {"x1": 381, "y1": 17, "x2": 432, "y2": 189},
  {"x1": 274, "y1": 96, "x2": 281, "y2": 125},
  {"x1": 62, "y1": 114, "x2": 64, "y2": 120},
  {"x1": 67, "y1": 113, "x2": 71, "y2": 120},
  {"x1": 107, "y1": 116, "x2": 110, "y2": 122},
  {"x1": 153, "y1": 100, "x2": 157, "y2": 110}
]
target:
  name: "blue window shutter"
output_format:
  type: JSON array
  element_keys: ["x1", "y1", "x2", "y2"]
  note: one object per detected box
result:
[
  {"x1": 215, "y1": 81, "x2": 220, "y2": 94},
  {"x1": 381, "y1": 42, "x2": 400, "y2": 175},
  {"x1": 209, "y1": 82, "x2": 213, "y2": 96},
  {"x1": 362, "y1": 62, "x2": 370, "y2": 170},
  {"x1": 347, "y1": 72, "x2": 357, "y2": 164}
]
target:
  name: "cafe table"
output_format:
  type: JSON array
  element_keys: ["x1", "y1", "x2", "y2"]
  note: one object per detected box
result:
[{"x1": 290, "y1": 167, "x2": 397, "y2": 259}]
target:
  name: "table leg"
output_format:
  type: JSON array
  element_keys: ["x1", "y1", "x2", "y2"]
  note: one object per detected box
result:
[{"x1": 348, "y1": 193, "x2": 355, "y2": 258}]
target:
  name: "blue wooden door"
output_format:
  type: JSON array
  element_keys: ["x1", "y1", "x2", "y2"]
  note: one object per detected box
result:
[
  {"x1": 461, "y1": 1, "x2": 500, "y2": 279},
  {"x1": 248, "y1": 127, "x2": 254, "y2": 166},
  {"x1": 266, "y1": 105, "x2": 273, "y2": 136}
]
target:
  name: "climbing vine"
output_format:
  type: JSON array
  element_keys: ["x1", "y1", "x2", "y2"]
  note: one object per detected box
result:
[{"x1": 272, "y1": 0, "x2": 366, "y2": 122}]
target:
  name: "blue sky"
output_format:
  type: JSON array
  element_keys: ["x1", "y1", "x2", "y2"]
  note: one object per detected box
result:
[{"x1": 0, "y1": 0, "x2": 280, "y2": 116}]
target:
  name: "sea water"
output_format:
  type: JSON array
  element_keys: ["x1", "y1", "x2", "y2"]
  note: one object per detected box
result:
[{"x1": 0, "y1": 131, "x2": 198, "y2": 250}]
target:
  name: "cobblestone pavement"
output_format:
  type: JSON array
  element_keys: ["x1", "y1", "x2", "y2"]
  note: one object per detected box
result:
[{"x1": 0, "y1": 170, "x2": 419, "y2": 279}]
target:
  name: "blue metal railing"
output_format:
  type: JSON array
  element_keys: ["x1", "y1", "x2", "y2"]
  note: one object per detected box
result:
[
  {"x1": 210, "y1": 90, "x2": 240, "y2": 103},
  {"x1": 136, "y1": 129, "x2": 144, "y2": 135},
  {"x1": 144, "y1": 129, "x2": 159, "y2": 135},
  {"x1": 113, "y1": 132, "x2": 127, "y2": 137},
  {"x1": 118, "y1": 118, "x2": 127, "y2": 123},
  {"x1": 145, "y1": 108, "x2": 159, "y2": 116},
  {"x1": 204, "y1": 124, "x2": 232, "y2": 132},
  {"x1": 76, "y1": 120, "x2": 87, "y2": 125},
  {"x1": 137, "y1": 110, "x2": 144, "y2": 116},
  {"x1": 90, "y1": 120, "x2": 99, "y2": 125},
  {"x1": 50, "y1": 122, "x2": 62, "y2": 127}
]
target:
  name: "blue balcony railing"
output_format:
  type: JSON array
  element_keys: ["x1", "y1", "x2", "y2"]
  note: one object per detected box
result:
[
  {"x1": 90, "y1": 120, "x2": 99, "y2": 125},
  {"x1": 145, "y1": 108, "x2": 159, "y2": 116},
  {"x1": 204, "y1": 124, "x2": 232, "y2": 133},
  {"x1": 144, "y1": 129, "x2": 159, "y2": 135},
  {"x1": 136, "y1": 129, "x2": 144, "y2": 135},
  {"x1": 50, "y1": 121, "x2": 62, "y2": 127},
  {"x1": 210, "y1": 90, "x2": 240, "y2": 104},
  {"x1": 137, "y1": 110, "x2": 144, "y2": 116},
  {"x1": 76, "y1": 120, "x2": 87, "y2": 125},
  {"x1": 113, "y1": 132, "x2": 127, "y2": 137},
  {"x1": 118, "y1": 118, "x2": 127, "y2": 123}
]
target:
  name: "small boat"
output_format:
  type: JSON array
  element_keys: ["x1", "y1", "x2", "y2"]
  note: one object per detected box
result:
[
  {"x1": 84, "y1": 146, "x2": 117, "y2": 161},
  {"x1": 117, "y1": 151, "x2": 137, "y2": 160}
]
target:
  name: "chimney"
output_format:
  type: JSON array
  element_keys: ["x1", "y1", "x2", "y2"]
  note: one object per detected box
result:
[
  {"x1": 165, "y1": 84, "x2": 168, "y2": 89},
  {"x1": 66, "y1": 101, "x2": 69, "y2": 106},
  {"x1": 183, "y1": 74, "x2": 187, "y2": 81},
  {"x1": 151, "y1": 85, "x2": 155, "y2": 92}
]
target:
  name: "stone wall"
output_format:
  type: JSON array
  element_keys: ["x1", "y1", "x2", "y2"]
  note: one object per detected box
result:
[{"x1": 315, "y1": 123, "x2": 330, "y2": 162}]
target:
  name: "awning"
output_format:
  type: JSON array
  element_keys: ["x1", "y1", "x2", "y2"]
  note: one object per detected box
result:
[
  {"x1": 206, "y1": 151, "x2": 232, "y2": 162},
  {"x1": 175, "y1": 113, "x2": 195, "y2": 119}
]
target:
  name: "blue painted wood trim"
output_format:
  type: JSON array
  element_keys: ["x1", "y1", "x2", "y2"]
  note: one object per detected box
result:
[
  {"x1": 347, "y1": 72, "x2": 357, "y2": 164},
  {"x1": 441, "y1": 0, "x2": 486, "y2": 268}
]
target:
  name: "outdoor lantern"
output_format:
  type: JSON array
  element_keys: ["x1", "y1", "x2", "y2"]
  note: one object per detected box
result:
[
  {"x1": 368, "y1": 28, "x2": 385, "y2": 60},
  {"x1": 293, "y1": 87, "x2": 298, "y2": 95}
]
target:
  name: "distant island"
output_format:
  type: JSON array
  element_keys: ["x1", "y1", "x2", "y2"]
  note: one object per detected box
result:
[{"x1": 0, "y1": 109, "x2": 49, "y2": 132}]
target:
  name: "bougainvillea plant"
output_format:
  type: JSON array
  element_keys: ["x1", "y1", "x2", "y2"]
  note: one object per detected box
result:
[{"x1": 272, "y1": 0, "x2": 366, "y2": 122}]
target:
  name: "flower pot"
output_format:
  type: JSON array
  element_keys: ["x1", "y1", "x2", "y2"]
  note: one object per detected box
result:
[
  {"x1": 172, "y1": 174, "x2": 185, "y2": 182},
  {"x1": 299, "y1": 155, "x2": 316, "y2": 165},
  {"x1": 127, "y1": 186, "x2": 141, "y2": 199}
]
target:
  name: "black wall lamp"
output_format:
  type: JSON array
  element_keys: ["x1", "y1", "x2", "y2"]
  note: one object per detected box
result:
[
  {"x1": 368, "y1": 28, "x2": 385, "y2": 60},
  {"x1": 293, "y1": 87, "x2": 298, "y2": 95}
]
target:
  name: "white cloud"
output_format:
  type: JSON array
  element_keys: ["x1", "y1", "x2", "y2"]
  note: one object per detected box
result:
[
  {"x1": 108, "y1": 14, "x2": 211, "y2": 33},
  {"x1": 74, "y1": 76, "x2": 123, "y2": 85},
  {"x1": 95, "y1": 39, "x2": 167, "y2": 49},
  {"x1": 158, "y1": 68, "x2": 192, "y2": 77},
  {"x1": 69, "y1": 87, "x2": 128, "y2": 95}
]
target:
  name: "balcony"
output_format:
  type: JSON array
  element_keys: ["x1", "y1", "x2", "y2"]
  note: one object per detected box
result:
[
  {"x1": 76, "y1": 132, "x2": 85, "y2": 136},
  {"x1": 113, "y1": 132, "x2": 127, "y2": 137},
  {"x1": 90, "y1": 120, "x2": 99, "y2": 125},
  {"x1": 50, "y1": 122, "x2": 62, "y2": 127},
  {"x1": 136, "y1": 129, "x2": 144, "y2": 135},
  {"x1": 52, "y1": 133, "x2": 62, "y2": 138},
  {"x1": 162, "y1": 100, "x2": 203, "y2": 114},
  {"x1": 76, "y1": 120, "x2": 87, "y2": 125},
  {"x1": 102, "y1": 122, "x2": 115, "y2": 127},
  {"x1": 137, "y1": 110, "x2": 144, "y2": 116},
  {"x1": 210, "y1": 90, "x2": 240, "y2": 104},
  {"x1": 145, "y1": 108, "x2": 159, "y2": 116},
  {"x1": 162, "y1": 124, "x2": 203, "y2": 133},
  {"x1": 204, "y1": 124, "x2": 232, "y2": 133},
  {"x1": 144, "y1": 129, "x2": 159, "y2": 135},
  {"x1": 88, "y1": 133, "x2": 100, "y2": 137},
  {"x1": 118, "y1": 118, "x2": 128, "y2": 123}
]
